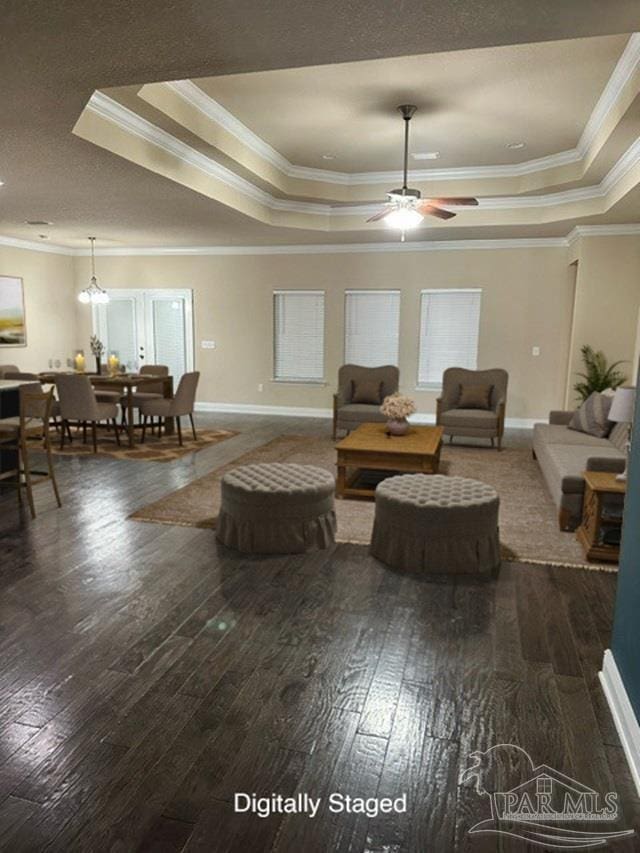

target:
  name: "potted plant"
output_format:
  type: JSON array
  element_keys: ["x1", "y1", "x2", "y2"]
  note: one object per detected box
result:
[
  {"x1": 380, "y1": 393, "x2": 416, "y2": 436},
  {"x1": 573, "y1": 345, "x2": 627, "y2": 403}
]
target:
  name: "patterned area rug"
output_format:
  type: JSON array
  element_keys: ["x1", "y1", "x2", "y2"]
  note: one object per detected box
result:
[
  {"x1": 51, "y1": 428, "x2": 238, "y2": 462},
  {"x1": 129, "y1": 434, "x2": 616, "y2": 572}
]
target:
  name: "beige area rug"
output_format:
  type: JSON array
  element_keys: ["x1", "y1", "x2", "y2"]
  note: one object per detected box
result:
[
  {"x1": 52, "y1": 428, "x2": 238, "y2": 462},
  {"x1": 129, "y1": 435, "x2": 616, "y2": 571}
]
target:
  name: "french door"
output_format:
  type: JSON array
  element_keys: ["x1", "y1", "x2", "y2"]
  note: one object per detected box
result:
[{"x1": 92, "y1": 289, "x2": 194, "y2": 381}]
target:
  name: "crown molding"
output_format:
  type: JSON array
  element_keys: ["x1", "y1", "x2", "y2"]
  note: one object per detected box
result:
[
  {"x1": 87, "y1": 92, "x2": 332, "y2": 217},
  {"x1": 566, "y1": 223, "x2": 640, "y2": 245},
  {"x1": 86, "y1": 92, "x2": 640, "y2": 223},
  {"x1": 0, "y1": 235, "x2": 74, "y2": 255},
  {"x1": 166, "y1": 33, "x2": 640, "y2": 187},
  {"x1": 68, "y1": 237, "x2": 570, "y2": 255},
  {"x1": 3, "y1": 226, "x2": 640, "y2": 257}
]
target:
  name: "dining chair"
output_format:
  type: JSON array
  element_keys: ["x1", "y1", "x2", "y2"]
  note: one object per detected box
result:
[
  {"x1": 55, "y1": 374, "x2": 121, "y2": 453},
  {"x1": 139, "y1": 371, "x2": 200, "y2": 446},
  {"x1": 120, "y1": 364, "x2": 169, "y2": 428},
  {"x1": 0, "y1": 364, "x2": 20, "y2": 378},
  {"x1": 4, "y1": 372, "x2": 62, "y2": 430},
  {"x1": 0, "y1": 385, "x2": 62, "y2": 518}
]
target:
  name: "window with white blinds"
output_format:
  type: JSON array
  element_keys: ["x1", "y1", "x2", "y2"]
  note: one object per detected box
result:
[
  {"x1": 417, "y1": 289, "x2": 482, "y2": 386},
  {"x1": 344, "y1": 290, "x2": 400, "y2": 366},
  {"x1": 273, "y1": 290, "x2": 325, "y2": 381}
]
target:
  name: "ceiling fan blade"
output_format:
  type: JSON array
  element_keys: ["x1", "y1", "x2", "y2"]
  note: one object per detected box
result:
[
  {"x1": 428, "y1": 197, "x2": 479, "y2": 206},
  {"x1": 366, "y1": 208, "x2": 392, "y2": 223},
  {"x1": 417, "y1": 202, "x2": 457, "y2": 220}
]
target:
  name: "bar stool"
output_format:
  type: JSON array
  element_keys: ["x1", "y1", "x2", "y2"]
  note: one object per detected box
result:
[{"x1": 0, "y1": 385, "x2": 62, "y2": 518}]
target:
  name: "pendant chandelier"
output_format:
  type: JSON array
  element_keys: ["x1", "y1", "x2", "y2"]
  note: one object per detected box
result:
[{"x1": 78, "y1": 237, "x2": 109, "y2": 304}]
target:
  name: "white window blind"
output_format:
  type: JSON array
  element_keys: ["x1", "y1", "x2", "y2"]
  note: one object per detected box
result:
[
  {"x1": 273, "y1": 290, "x2": 325, "y2": 381},
  {"x1": 344, "y1": 290, "x2": 400, "y2": 366},
  {"x1": 418, "y1": 289, "x2": 482, "y2": 386}
]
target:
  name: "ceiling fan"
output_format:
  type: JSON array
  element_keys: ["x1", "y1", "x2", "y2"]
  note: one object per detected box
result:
[{"x1": 367, "y1": 104, "x2": 478, "y2": 234}]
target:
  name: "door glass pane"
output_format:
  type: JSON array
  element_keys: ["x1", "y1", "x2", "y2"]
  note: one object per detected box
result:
[
  {"x1": 152, "y1": 298, "x2": 187, "y2": 381},
  {"x1": 105, "y1": 298, "x2": 137, "y2": 371}
]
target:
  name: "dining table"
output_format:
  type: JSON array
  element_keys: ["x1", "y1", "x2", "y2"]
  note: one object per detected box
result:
[{"x1": 39, "y1": 372, "x2": 174, "y2": 449}]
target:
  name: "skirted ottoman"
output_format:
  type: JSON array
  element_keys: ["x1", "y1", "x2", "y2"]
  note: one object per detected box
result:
[
  {"x1": 371, "y1": 474, "x2": 500, "y2": 575},
  {"x1": 217, "y1": 463, "x2": 336, "y2": 554}
]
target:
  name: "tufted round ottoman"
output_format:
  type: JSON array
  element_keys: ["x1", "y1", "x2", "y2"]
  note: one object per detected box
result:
[
  {"x1": 371, "y1": 474, "x2": 500, "y2": 574},
  {"x1": 216, "y1": 463, "x2": 336, "y2": 554}
]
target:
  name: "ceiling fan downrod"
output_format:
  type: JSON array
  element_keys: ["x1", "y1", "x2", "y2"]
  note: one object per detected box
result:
[{"x1": 398, "y1": 104, "x2": 417, "y2": 194}]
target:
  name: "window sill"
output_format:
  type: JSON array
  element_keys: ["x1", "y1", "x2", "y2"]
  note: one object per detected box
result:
[
  {"x1": 271, "y1": 379, "x2": 328, "y2": 386},
  {"x1": 415, "y1": 384, "x2": 443, "y2": 392}
]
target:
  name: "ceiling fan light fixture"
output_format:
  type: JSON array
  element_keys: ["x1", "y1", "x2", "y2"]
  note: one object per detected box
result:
[{"x1": 384, "y1": 207, "x2": 423, "y2": 229}]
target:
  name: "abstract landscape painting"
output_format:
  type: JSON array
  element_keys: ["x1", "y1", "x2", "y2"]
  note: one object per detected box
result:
[{"x1": 0, "y1": 276, "x2": 26, "y2": 346}]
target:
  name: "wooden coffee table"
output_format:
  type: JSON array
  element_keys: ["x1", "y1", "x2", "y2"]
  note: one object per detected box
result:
[{"x1": 335, "y1": 422, "x2": 444, "y2": 500}]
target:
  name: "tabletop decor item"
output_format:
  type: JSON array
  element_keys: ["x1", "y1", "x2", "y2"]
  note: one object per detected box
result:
[
  {"x1": 74, "y1": 350, "x2": 86, "y2": 372},
  {"x1": 107, "y1": 352, "x2": 120, "y2": 376},
  {"x1": 380, "y1": 393, "x2": 416, "y2": 436},
  {"x1": 0, "y1": 275, "x2": 26, "y2": 347},
  {"x1": 90, "y1": 335, "x2": 105, "y2": 374}
]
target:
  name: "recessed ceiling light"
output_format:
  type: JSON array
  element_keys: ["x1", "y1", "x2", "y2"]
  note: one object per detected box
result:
[
  {"x1": 506, "y1": 142, "x2": 526, "y2": 150},
  {"x1": 322, "y1": 154, "x2": 336, "y2": 160},
  {"x1": 412, "y1": 152, "x2": 440, "y2": 160},
  {"x1": 25, "y1": 219, "x2": 53, "y2": 226}
]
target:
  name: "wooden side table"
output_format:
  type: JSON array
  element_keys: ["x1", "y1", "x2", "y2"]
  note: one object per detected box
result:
[{"x1": 576, "y1": 471, "x2": 626, "y2": 563}]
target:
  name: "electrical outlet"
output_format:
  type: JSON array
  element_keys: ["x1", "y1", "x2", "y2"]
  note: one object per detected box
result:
[
  {"x1": 532, "y1": 346, "x2": 541, "y2": 357},
  {"x1": 201, "y1": 340, "x2": 216, "y2": 349}
]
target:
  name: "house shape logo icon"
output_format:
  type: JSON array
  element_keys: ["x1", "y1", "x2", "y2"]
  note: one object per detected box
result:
[{"x1": 461, "y1": 744, "x2": 635, "y2": 848}]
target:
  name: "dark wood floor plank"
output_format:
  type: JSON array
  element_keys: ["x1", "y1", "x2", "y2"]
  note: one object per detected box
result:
[{"x1": 0, "y1": 416, "x2": 635, "y2": 851}]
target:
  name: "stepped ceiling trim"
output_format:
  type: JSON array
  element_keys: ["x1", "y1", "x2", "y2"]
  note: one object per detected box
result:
[
  {"x1": 78, "y1": 91, "x2": 640, "y2": 231},
  {"x1": 162, "y1": 33, "x2": 640, "y2": 187}
]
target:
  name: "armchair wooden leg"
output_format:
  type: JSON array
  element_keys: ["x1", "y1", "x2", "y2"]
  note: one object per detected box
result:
[
  {"x1": 20, "y1": 435, "x2": 36, "y2": 519},
  {"x1": 490, "y1": 437, "x2": 495, "y2": 448},
  {"x1": 44, "y1": 430, "x2": 62, "y2": 508},
  {"x1": 112, "y1": 419, "x2": 121, "y2": 446},
  {"x1": 91, "y1": 422, "x2": 98, "y2": 454},
  {"x1": 176, "y1": 417, "x2": 183, "y2": 447},
  {"x1": 82, "y1": 421, "x2": 87, "y2": 444},
  {"x1": 497, "y1": 435, "x2": 502, "y2": 451},
  {"x1": 189, "y1": 413, "x2": 197, "y2": 441},
  {"x1": 141, "y1": 415, "x2": 147, "y2": 444},
  {"x1": 60, "y1": 420, "x2": 66, "y2": 450}
]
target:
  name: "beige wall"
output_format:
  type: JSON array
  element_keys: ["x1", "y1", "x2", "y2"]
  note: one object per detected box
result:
[
  {"x1": 569, "y1": 235, "x2": 640, "y2": 404},
  {"x1": 0, "y1": 246, "x2": 76, "y2": 373},
  {"x1": 5, "y1": 236, "x2": 636, "y2": 422},
  {"x1": 73, "y1": 246, "x2": 577, "y2": 422}
]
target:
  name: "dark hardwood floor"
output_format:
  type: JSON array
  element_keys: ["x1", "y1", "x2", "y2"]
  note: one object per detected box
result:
[{"x1": 0, "y1": 415, "x2": 638, "y2": 852}]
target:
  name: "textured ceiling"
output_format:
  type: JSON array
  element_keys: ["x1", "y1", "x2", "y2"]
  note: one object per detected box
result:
[{"x1": 1, "y1": 0, "x2": 639, "y2": 248}]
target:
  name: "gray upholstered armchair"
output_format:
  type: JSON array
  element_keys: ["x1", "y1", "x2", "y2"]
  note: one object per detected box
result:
[
  {"x1": 333, "y1": 364, "x2": 399, "y2": 439},
  {"x1": 436, "y1": 367, "x2": 508, "y2": 450}
]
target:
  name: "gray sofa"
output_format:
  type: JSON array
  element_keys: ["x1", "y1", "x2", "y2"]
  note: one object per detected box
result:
[{"x1": 533, "y1": 411, "x2": 628, "y2": 531}]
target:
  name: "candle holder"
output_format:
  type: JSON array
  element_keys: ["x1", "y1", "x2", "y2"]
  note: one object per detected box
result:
[
  {"x1": 74, "y1": 350, "x2": 86, "y2": 373},
  {"x1": 107, "y1": 352, "x2": 120, "y2": 377}
]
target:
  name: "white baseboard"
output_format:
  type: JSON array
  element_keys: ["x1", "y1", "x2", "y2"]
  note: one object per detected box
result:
[
  {"x1": 195, "y1": 401, "x2": 333, "y2": 418},
  {"x1": 599, "y1": 649, "x2": 640, "y2": 796},
  {"x1": 195, "y1": 401, "x2": 540, "y2": 429}
]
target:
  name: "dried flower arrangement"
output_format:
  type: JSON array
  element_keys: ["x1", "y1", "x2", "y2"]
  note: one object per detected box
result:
[
  {"x1": 89, "y1": 335, "x2": 105, "y2": 374},
  {"x1": 380, "y1": 393, "x2": 417, "y2": 420}
]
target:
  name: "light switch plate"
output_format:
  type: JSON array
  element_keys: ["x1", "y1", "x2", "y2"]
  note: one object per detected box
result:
[
  {"x1": 201, "y1": 340, "x2": 216, "y2": 349},
  {"x1": 532, "y1": 346, "x2": 541, "y2": 356}
]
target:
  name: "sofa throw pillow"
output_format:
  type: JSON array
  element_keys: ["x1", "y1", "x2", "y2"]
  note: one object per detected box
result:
[
  {"x1": 457, "y1": 383, "x2": 493, "y2": 410},
  {"x1": 568, "y1": 391, "x2": 613, "y2": 438},
  {"x1": 352, "y1": 379, "x2": 383, "y2": 405}
]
